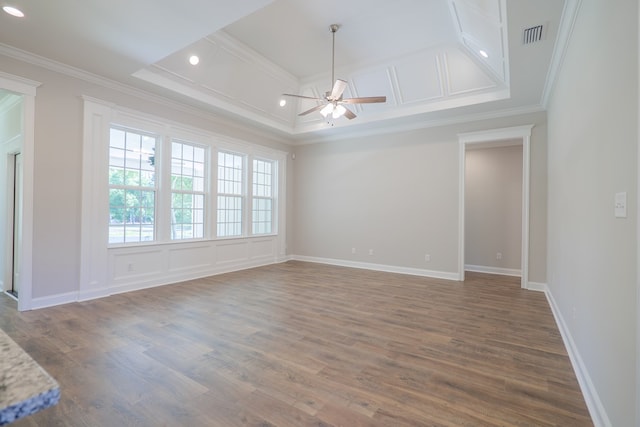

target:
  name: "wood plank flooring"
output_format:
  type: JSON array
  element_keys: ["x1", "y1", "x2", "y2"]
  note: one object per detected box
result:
[{"x1": 0, "y1": 261, "x2": 592, "y2": 426}]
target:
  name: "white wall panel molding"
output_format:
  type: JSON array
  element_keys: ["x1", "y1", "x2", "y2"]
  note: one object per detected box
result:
[
  {"x1": 448, "y1": 0, "x2": 508, "y2": 83},
  {"x1": 441, "y1": 49, "x2": 498, "y2": 96},
  {"x1": 107, "y1": 237, "x2": 282, "y2": 290},
  {"x1": 80, "y1": 99, "x2": 112, "y2": 299}
]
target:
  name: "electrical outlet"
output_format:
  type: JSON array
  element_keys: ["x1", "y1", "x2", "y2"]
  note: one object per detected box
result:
[
  {"x1": 127, "y1": 263, "x2": 134, "y2": 272},
  {"x1": 369, "y1": 249, "x2": 374, "y2": 255},
  {"x1": 351, "y1": 247, "x2": 356, "y2": 254},
  {"x1": 425, "y1": 254, "x2": 431, "y2": 262},
  {"x1": 496, "y1": 252, "x2": 502, "y2": 260}
]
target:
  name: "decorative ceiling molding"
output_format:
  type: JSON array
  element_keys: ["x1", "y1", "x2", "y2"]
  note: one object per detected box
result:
[{"x1": 540, "y1": 0, "x2": 583, "y2": 107}]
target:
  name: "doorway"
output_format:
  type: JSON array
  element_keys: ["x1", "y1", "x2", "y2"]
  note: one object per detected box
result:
[
  {"x1": 457, "y1": 125, "x2": 533, "y2": 288},
  {"x1": 0, "y1": 91, "x2": 24, "y2": 300},
  {"x1": 0, "y1": 73, "x2": 39, "y2": 311},
  {"x1": 465, "y1": 142, "x2": 523, "y2": 277}
]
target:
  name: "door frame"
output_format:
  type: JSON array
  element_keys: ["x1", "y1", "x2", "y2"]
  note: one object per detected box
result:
[
  {"x1": 457, "y1": 125, "x2": 533, "y2": 288},
  {"x1": 0, "y1": 72, "x2": 40, "y2": 311}
]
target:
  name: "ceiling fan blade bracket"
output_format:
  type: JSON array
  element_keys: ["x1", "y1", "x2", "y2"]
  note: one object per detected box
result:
[{"x1": 329, "y1": 79, "x2": 347, "y2": 101}]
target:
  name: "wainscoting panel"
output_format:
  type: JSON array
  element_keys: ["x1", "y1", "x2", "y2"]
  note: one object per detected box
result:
[
  {"x1": 100, "y1": 236, "x2": 284, "y2": 299},
  {"x1": 168, "y1": 244, "x2": 215, "y2": 273},
  {"x1": 112, "y1": 248, "x2": 165, "y2": 280}
]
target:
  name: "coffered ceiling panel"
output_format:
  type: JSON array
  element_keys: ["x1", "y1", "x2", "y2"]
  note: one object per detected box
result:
[{"x1": 393, "y1": 51, "x2": 445, "y2": 105}]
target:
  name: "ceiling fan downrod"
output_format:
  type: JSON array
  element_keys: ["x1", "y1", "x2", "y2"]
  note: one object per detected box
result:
[{"x1": 329, "y1": 24, "x2": 339, "y2": 97}]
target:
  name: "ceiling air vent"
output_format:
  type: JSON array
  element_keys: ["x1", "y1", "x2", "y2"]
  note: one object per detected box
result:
[{"x1": 523, "y1": 24, "x2": 544, "y2": 44}]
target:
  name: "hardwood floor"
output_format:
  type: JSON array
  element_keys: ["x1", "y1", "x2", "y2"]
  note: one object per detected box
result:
[{"x1": 0, "y1": 261, "x2": 592, "y2": 426}]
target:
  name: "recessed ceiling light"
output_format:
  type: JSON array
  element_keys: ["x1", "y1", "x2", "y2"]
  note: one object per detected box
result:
[
  {"x1": 189, "y1": 55, "x2": 200, "y2": 66},
  {"x1": 479, "y1": 50, "x2": 489, "y2": 59},
  {"x1": 279, "y1": 99, "x2": 286, "y2": 107},
  {"x1": 3, "y1": 5, "x2": 24, "y2": 17}
]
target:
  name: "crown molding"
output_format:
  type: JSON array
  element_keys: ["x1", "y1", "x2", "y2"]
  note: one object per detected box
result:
[
  {"x1": 206, "y1": 31, "x2": 299, "y2": 85},
  {"x1": 292, "y1": 104, "x2": 545, "y2": 145},
  {"x1": 541, "y1": 0, "x2": 583, "y2": 107},
  {"x1": 0, "y1": 43, "x2": 296, "y2": 145}
]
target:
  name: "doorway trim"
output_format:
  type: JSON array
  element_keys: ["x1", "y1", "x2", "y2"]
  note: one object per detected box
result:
[
  {"x1": 457, "y1": 125, "x2": 533, "y2": 288},
  {"x1": 0, "y1": 72, "x2": 40, "y2": 311}
]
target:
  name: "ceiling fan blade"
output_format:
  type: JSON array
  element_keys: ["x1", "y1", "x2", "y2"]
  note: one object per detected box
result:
[
  {"x1": 282, "y1": 93, "x2": 324, "y2": 101},
  {"x1": 328, "y1": 79, "x2": 347, "y2": 101},
  {"x1": 343, "y1": 107, "x2": 356, "y2": 120},
  {"x1": 341, "y1": 96, "x2": 387, "y2": 104},
  {"x1": 298, "y1": 104, "x2": 326, "y2": 116}
]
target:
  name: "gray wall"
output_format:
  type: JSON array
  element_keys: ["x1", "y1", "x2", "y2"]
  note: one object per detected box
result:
[
  {"x1": 465, "y1": 144, "x2": 522, "y2": 272},
  {"x1": 292, "y1": 113, "x2": 548, "y2": 283},
  {"x1": 547, "y1": 0, "x2": 638, "y2": 424}
]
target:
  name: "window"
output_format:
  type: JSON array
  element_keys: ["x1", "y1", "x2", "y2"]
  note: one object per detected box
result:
[
  {"x1": 217, "y1": 151, "x2": 244, "y2": 237},
  {"x1": 104, "y1": 112, "x2": 282, "y2": 245},
  {"x1": 108, "y1": 127, "x2": 157, "y2": 244},
  {"x1": 171, "y1": 141, "x2": 206, "y2": 240},
  {"x1": 252, "y1": 159, "x2": 274, "y2": 235}
]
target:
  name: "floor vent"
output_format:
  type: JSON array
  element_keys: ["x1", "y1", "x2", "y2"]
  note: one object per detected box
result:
[{"x1": 523, "y1": 25, "x2": 544, "y2": 44}]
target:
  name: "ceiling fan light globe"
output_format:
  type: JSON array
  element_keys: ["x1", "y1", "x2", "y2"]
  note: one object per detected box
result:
[
  {"x1": 320, "y1": 103, "x2": 334, "y2": 117},
  {"x1": 332, "y1": 104, "x2": 346, "y2": 119}
]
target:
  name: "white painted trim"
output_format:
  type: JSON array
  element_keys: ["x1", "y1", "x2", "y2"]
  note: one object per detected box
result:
[
  {"x1": 526, "y1": 281, "x2": 547, "y2": 292},
  {"x1": 458, "y1": 140, "x2": 466, "y2": 282},
  {"x1": 31, "y1": 291, "x2": 78, "y2": 310},
  {"x1": 30, "y1": 255, "x2": 291, "y2": 309},
  {"x1": 73, "y1": 98, "x2": 290, "y2": 312},
  {"x1": 541, "y1": 0, "x2": 583, "y2": 107},
  {"x1": 0, "y1": 72, "x2": 40, "y2": 311},
  {"x1": 458, "y1": 125, "x2": 533, "y2": 289},
  {"x1": 544, "y1": 286, "x2": 612, "y2": 426},
  {"x1": 464, "y1": 265, "x2": 521, "y2": 277},
  {"x1": 1, "y1": 43, "x2": 546, "y2": 146},
  {"x1": 292, "y1": 255, "x2": 460, "y2": 282},
  {"x1": 636, "y1": 0, "x2": 640, "y2": 420}
]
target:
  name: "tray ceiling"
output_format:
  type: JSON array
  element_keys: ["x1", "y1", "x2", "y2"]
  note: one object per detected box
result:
[{"x1": 0, "y1": 0, "x2": 566, "y2": 140}]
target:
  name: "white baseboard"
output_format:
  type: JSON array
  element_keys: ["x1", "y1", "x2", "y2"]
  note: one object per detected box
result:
[
  {"x1": 526, "y1": 281, "x2": 547, "y2": 292},
  {"x1": 31, "y1": 291, "x2": 78, "y2": 310},
  {"x1": 292, "y1": 255, "x2": 460, "y2": 281},
  {"x1": 465, "y1": 264, "x2": 522, "y2": 277},
  {"x1": 544, "y1": 287, "x2": 611, "y2": 427}
]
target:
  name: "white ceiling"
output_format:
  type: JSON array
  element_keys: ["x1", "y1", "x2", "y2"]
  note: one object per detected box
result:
[{"x1": 0, "y1": 0, "x2": 566, "y2": 141}]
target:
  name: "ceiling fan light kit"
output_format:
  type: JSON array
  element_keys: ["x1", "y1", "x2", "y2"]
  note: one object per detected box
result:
[{"x1": 283, "y1": 24, "x2": 386, "y2": 122}]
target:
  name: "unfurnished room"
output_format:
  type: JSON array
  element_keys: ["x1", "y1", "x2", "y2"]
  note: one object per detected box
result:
[{"x1": 0, "y1": 0, "x2": 637, "y2": 426}]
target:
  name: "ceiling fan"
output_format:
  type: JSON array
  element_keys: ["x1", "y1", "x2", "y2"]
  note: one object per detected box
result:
[{"x1": 283, "y1": 24, "x2": 386, "y2": 120}]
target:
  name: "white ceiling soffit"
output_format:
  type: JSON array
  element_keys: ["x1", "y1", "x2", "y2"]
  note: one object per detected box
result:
[{"x1": 134, "y1": 0, "x2": 509, "y2": 135}]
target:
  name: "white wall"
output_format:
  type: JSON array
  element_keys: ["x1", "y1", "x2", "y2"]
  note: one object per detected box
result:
[
  {"x1": 465, "y1": 144, "x2": 522, "y2": 273},
  {"x1": 546, "y1": 0, "x2": 638, "y2": 425},
  {"x1": 293, "y1": 113, "x2": 548, "y2": 283}
]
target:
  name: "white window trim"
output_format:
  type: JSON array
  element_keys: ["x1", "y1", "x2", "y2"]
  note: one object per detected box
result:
[{"x1": 80, "y1": 97, "x2": 287, "y2": 301}]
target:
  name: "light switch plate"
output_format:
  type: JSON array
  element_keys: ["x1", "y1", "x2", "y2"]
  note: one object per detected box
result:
[{"x1": 615, "y1": 192, "x2": 627, "y2": 218}]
